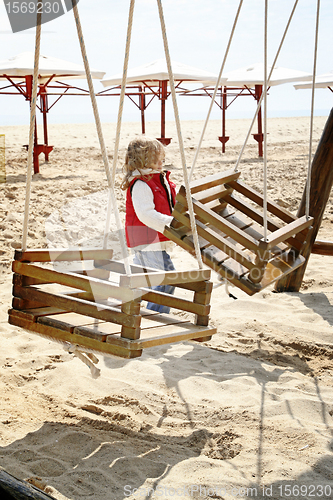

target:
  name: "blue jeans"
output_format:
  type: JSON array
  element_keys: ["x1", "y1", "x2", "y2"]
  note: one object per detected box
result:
[{"x1": 133, "y1": 250, "x2": 175, "y2": 314}]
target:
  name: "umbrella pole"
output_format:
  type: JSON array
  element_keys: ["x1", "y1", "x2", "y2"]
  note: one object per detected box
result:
[
  {"x1": 140, "y1": 85, "x2": 146, "y2": 135},
  {"x1": 157, "y1": 80, "x2": 171, "y2": 146},
  {"x1": 40, "y1": 85, "x2": 53, "y2": 162},
  {"x1": 253, "y1": 84, "x2": 264, "y2": 157}
]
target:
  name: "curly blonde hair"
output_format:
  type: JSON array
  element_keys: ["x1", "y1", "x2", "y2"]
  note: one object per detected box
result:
[{"x1": 121, "y1": 136, "x2": 165, "y2": 190}]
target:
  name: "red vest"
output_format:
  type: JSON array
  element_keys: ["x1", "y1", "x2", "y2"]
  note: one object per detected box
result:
[{"x1": 125, "y1": 171, "x2": 176, "y2": 248}]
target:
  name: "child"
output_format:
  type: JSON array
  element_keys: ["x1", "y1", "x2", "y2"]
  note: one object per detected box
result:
[{"x1": 121, "y1": 136, "x2": 176, "y2": 313}]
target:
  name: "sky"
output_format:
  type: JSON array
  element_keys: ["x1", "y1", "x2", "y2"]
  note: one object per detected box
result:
[{"x1": 0, "y1": 0, "x2": 332, "y2": 126}]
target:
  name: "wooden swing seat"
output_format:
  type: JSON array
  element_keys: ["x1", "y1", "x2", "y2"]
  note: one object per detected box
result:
[
  {"x1": 164, "y1": 169, "x2": 314, "y2": 296},
  {"x1": 8, "y1": 248, "x2": 216, "y2": 359}
]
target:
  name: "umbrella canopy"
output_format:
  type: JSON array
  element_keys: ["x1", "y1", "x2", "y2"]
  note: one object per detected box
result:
[
  {"x1": 0, "y1": 52, "x2": 105, "y2": 173},
  {"x1": 0, "y1": 51, "x2": 105, "y2": 82},
  {"x1": 294, "y1": 71, "x2": 333, "y2": 89},
  {"x1": 220, "y1": 63, "x2": 312, "y2": 87},
  {"x1": 101, "y1": 58, "x2": 218, "y2": 87}
]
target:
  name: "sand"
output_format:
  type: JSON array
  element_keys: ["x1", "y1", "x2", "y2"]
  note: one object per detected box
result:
[{"x1": 0, "y1": 117, "x2": 333, "y2": 500}]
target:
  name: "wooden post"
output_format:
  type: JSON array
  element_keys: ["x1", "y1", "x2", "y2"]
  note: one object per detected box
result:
[
  {"x1": 275, "y1": 108, "x2": 333, "y2": 292},
  {"x1": 193, "y1": 281, "x2": 213, "y2": 342},
  {"x1": 0, "y1": 467, "x2": 57, "y2": 499},
  {"x1": 121, "y1": 299, "x2": 142, "y2": 340}
]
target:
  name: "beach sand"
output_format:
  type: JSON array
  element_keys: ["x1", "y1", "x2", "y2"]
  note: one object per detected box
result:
[{"x1": 0, "y1": 117, "x2": 333, "y2": 500}]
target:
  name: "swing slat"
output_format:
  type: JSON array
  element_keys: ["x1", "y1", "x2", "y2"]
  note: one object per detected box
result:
[
  {"x1": 13, "y1": 261, "x2": 136, "y2": 303},
  {"x1": 260, "y1": 215, "x2": 313, "y2": 250},
  {"x1": 12, "y1": 286, "x2": 141, "y2": 327},
  {"x1": 14, "y1": 248, "x2": 114, "y2": 263},
  {"x1": 119, "y1": 268, "x2": 210, "y2": 289},
  {"x1": 190, "y1": 169, "x2": 241, "y2": 194},
  {"x1": 223, "y1": 193, "x2": 305, "y2": 251},
  {"x1": 227, "y1": 179, "x2": 298, "y2": 224}
]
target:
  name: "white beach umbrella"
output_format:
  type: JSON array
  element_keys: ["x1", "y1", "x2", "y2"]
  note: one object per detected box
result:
[
  {"x1": 0, "y1": 51, "x2": 105, "y2": 82},
  {"x1": 220, "y1": 62, "x2": 312, "y2": 87},
  {"x1": 101, "y1": 59, "x2": 219, "y2": 145},
  {"x1": 294, "y1": 71, "x2": 333, "y2": 89},
  {"x1": 101, "y1": 58, "x2": 218, "y2": 87},
  {"x1": 0, "y1": 52, "x2": 105, "y2": 172}
]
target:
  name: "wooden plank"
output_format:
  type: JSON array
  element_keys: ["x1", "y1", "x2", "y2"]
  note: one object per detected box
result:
[
  {"x1": 206, "y1": 199, "x2": 228, "y2": 212},
  {"x1": 163, "y1": 226, "x2": 196, "y2": 256},
  {"x1": 170, "y1": 201, "x2": 188, "y2": 230},
  {"x1": 13, "y1": 273, "x2": 46, "y2": 286},
  {"x1": 106, "y1": 322, "x2": 217, "y2": 350},
  {"x1": 8, "y1": 313, "x2": 142, "y2": 358},
  {"x1": 72, "y1": 326, "x2": 109, "y2": 342},
  {"x1": 189, "y1": 169, "x2": 241, "y2": 194},
  {"x1": 204, "y1": 251, "x2": 260, "y2": 295},
  {"x1": 12, "y1": 296, "x2": 45, "y2": 310},
  {"x1": 220, "y1": 209, "x2": 288, "y2": 255},
  {"x1": 74, "y1": 322, "x2": 122, "y2": 340},
  {"x1": 14, "y1": 248, "x2": 114, "y2": 263},
  {"x1": 166, "y1": 224, "x2": 261, "y2": 295},
  {"x1": 75, "y1": 313, "x2": 188, "y2": 339},
  {"x1": 175, "y1": 280, "x2": 214, "y2": 293},
  {"x1": 192, "y1": 200, "x2": 260, "y2": 251},
  {"x1": 13, "y1": 285, "x2": 141, "y2": 328},
  {"x1": 174, "y1": 209, "x2": 256, "y2": 270},
  {"x1": 165, "y1": 226, "x2": 259, "y2": 295},
  {"x1": 194, "y1": 281, "x2": 213, "y2": 327},
  {"x1": 178, "y1": 184, "x2": 233, "y2": 205},
  {"x1": 12, "y1": 261, "x2": 137, "y2": 303},
  {"x1": 8, "y1": 307, "x2": 68, "y2": 321},
  {"x1": 121, "y1": 299, "x2": 142, "y2": 340},
  {"x1": 202, "y1": 245, "x2": 229, "y2": 265},
  {"x1": 78, "y1": 268, "x2": 111, "y2": 280},
  {"x1": 185, "y1": 230, "x2": 212, "y2": 250},
  {"x1": 38, "y1": 312, "x2": 104, "y2": 333},
  {"x1": 94, "y1": 259, "x2": 159, "y2": 275},
  {"x1": 227, "y1": 180, "x2": 298, "y2": 223},
  {"x1": 140, "y1": 288, "x2": 209, "y2": 315},
  {"x1": 119, "y1": 268, "x2": 211, "y2": 289},
  {"x1": 223, "y1": 194, "x2": 304, "y2": 251},
  {"x1": 261, "y1": 215, "x2": 313, "y2": 250},
  {"x1": 312, "y1": 240, "x2": 333, "y2": 256},
  {"x1": 224, "y1": 193, "x2": 281, "y2": 231},
  {"x1": 260, "y1": 253, "x2": 306, "y2": 289}
]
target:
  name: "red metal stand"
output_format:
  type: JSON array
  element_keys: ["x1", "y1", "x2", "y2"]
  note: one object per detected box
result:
[
  {"x1": 218, "y1": 86, "x2": 229, "y2": 152},
  {"x1": 157, "y1": 80, "x2": 172, "y2": 146},
  {"x1": 252, "y1": 84, "x2": 264, "y2": 157},
  {"x1": 23, "y1": 75, "x2": 53, "y2": 174}
]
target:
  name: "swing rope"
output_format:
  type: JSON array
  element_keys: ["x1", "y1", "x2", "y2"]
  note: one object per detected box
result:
[
  {"x1": 72, "y1": 0, "x2": 131, "y2": 275},
  {"x1": 234, "y1": 0, "x2": 300, "y2": 173},
  {"x1": 189, "y1": 0, "x2": 244, "y2": 182},
  {"x1": 104, "y1": 0, "x2": 136, "y2": 253},
  {"x1": 306, "y1": 0, "x2": 321, "y2": 220},
  {"x1": 156, "y1": 0, "x2": 203, "y2": 269},
  {"x1": 22, "y1": 10, "x2": 42, "y2": 252},
  {"x1": 263, "y1": 0, "x2": 268, "y2": 241}
]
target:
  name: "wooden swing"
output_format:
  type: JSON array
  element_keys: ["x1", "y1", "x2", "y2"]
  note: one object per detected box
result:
[
  {"x1": 8, "y1": 248, "x2": 215, "y2": 360},
  {"x1": 164, "y1": 169, "x2": 313, "y2": 295},
  {"x1": 8, "y1": 0, "x2": 216, "y2": 366}
]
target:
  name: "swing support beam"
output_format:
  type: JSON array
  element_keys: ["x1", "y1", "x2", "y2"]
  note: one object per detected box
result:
[{"x1": 276, "y1": 107, "x2": 333, "y2": 292}]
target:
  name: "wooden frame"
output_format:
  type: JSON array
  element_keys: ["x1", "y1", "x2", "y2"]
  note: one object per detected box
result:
[
  {"x1": 166, "y1": 170, "x2": 314, "y2": 295},
  {"x1": 9, "y1": 248, "x2": 216, "y2": 358}
]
